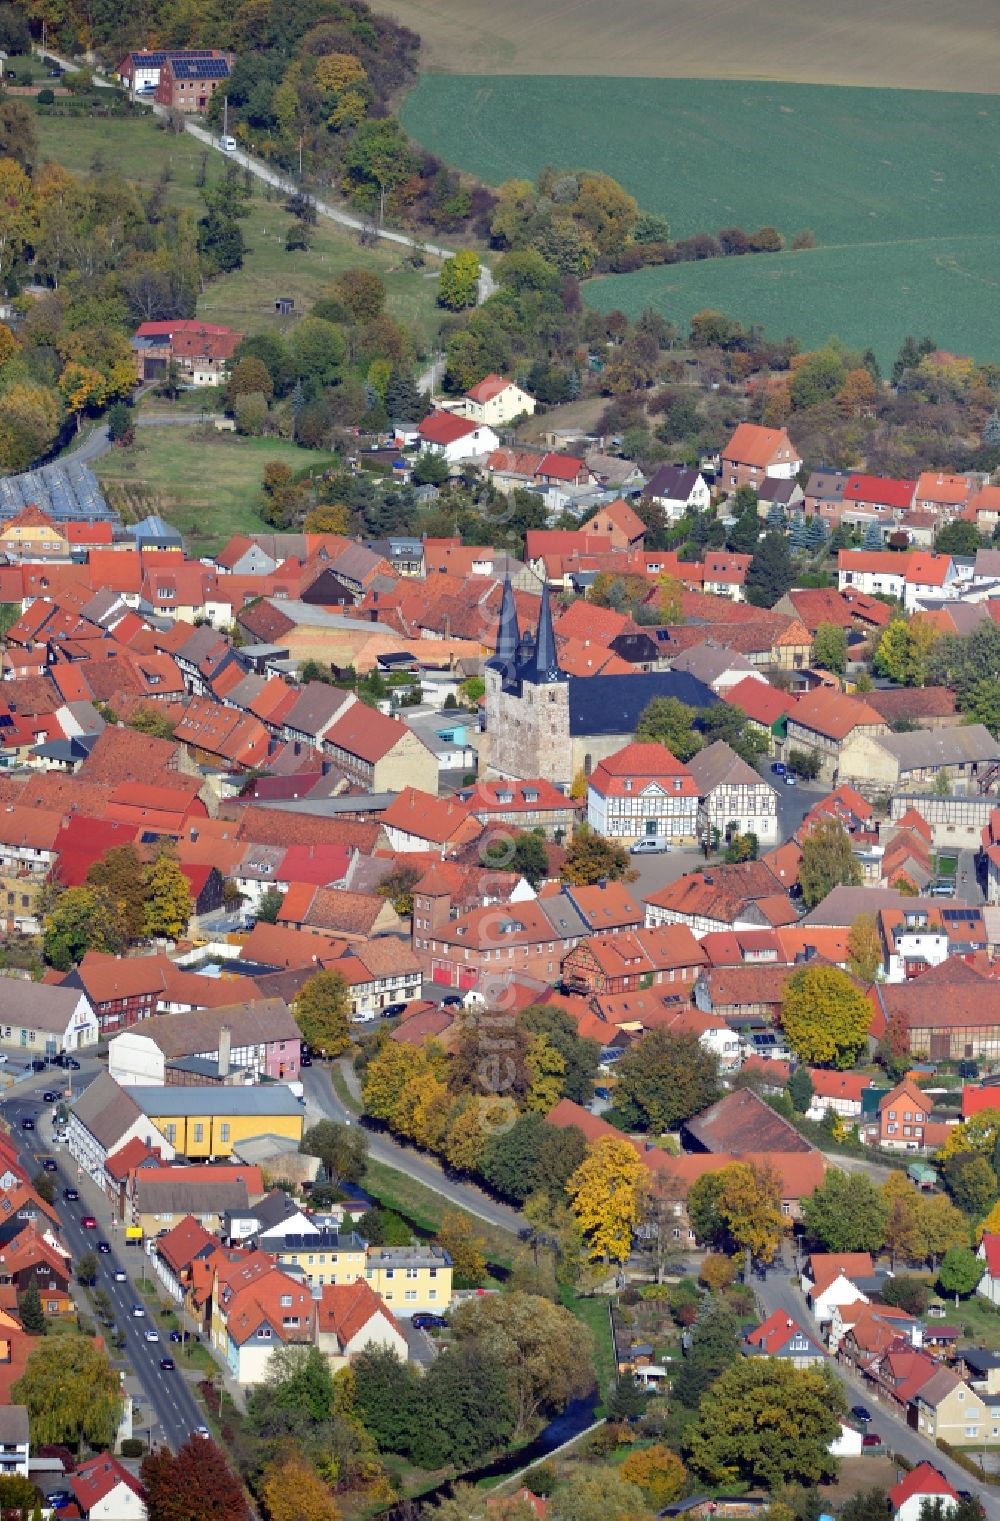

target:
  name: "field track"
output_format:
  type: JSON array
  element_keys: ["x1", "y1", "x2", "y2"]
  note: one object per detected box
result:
[{"x1": 382, "y1": 0, "x2": 1000, "y2": 94}]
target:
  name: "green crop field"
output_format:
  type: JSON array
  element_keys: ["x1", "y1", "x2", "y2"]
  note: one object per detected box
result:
[{"x1": 400, "y1": 75, "x2": 1000, "y2": 363}]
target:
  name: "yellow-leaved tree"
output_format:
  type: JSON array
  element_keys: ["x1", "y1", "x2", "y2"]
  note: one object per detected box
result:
[
  {"x1": 142, "y1": 853, "x2": 193, "y2": 942},
  {"x1": 566, "y1": 1136, "x2": 647, "y2": 1266},
  {"x1": 259, "y1": 1452, "x2": 340, "y2": 1521}
]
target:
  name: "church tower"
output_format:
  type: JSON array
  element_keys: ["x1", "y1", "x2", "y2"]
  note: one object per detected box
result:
[{"x1": 485, "y1": 580, "x2": 571, "y2": 783}]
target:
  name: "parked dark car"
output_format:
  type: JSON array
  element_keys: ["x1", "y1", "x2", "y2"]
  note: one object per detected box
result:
[
  {"x1": 383, "y1": 1003, "x2": 407, "y2": 1017},
  {"x1": 411, "y1": 1313, "x2": 448, "y2": 1330},
  {"x1": 20, "y1": 1117, "x2": 34, "y2": 1131},
  {"x1": 97, "y1": 1240, "x2": 112, "y2": 1254},
  {"x1": 42, "y1": 1089, "x2": 60, "y2": 1102},
  {"x1": 440, "y1": 995, "x2": 463, "y2": 1008},
  {"x1": 850, "y1": 1404, "x2": 873, "y2": 1424},
  {"x1": 42, "y1": 1158, "x2": 57, "y2": 1172},
  {"x1": 299, "y1": 1052, "x2": 312, "y2": 1067},
  {"x1": 66, "y1": 1057, "x2": 80, "y2": 1069},
  {"x1": 63, "y1": 1187, "x2": 79, "y2": 1201},
  {"x1": 31, "y1": 1058, "x2": 47, "y2": 1072}
]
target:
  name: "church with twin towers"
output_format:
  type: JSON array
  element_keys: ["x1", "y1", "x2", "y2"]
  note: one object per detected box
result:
[{"x1": 482, "y1": 578, "x2": 718, "y2": 787}]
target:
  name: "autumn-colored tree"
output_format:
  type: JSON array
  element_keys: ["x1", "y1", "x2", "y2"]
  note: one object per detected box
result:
[
  {"x1": 0, "y1": 381, "x2": 61, "y2": 471},
  {"x1": 525, "y1": 1032, "x2": 566, "y2": 1113},
  {"x1": 13, "y1": 1334, "x2": 122, "y2": 1450},
  {"x1": 58, "y1": 361, "x2": 106, "y2": 425},
  {"x1": 141, "y1": 1437, "x2": 251, "y2": 1521},
  {"x1": 435, "y1": 1210, "x2": 487, "y2": 1287},
  {"x1": 620, "y1": 1445, "x2": 686, "y2": 1509},
  {"x1": 294, "y1": 970, "x2": 351, "y2": 1056},
  {"x1": 400, "y1": 1065, "x2": 452, "y2": 1151},
  {"x1": 837, "y1": 366, "x2": 878, "y2": 416},
  {"x1": 259, "y1": 1451, "x2": 339, "y2": 1521},
  {"x1": 441, "y1": 1095, "x2": 491, "y2": 1174},
  {"x1": 0, "y1": 323, "x2": 15, "y2": 368},
  {"x1": 566, "y1": 1137, "x2": 647, "y2": 1264},
  {"x1": 85, "y1": 844, "x2": 147, "y2": 941},
  {"x1": 919, "y1": 1192, "x2": 970, "y2": 1267},
  {"x1": 228, "y1": 355, "x2": 274, "y2": 402},
  {"x1": 715, "y1": 1160, "x2": 788, "y2": 1270},
  {"x1": 0, "y1": 156, "x2": 32, "y2": 284},
  {"x1": 699, "y1": 1253, "x2": 737, "y2": 1292},
  {"x1": 684, "y1": 1360, "x2": 843, "y2": 1487},
  {"x1": 315, "y1": 51, "x2": 368, "y2": 96},
  {"x1": 142, "y1": 853, "x2": 193, "y2": 941},
  {"x1": 43, "y1": 885, "x2": 127, "y2": 970},
  {"x1": 847, "y1": 912, "x2": 883, "y2": 984},
  {"x1": 781, "y1": 964, "x2": 872, "y2": 1068},
  {"x1": 569, "y1": 768, "x2": 588, "y2": 800},
  {"x1": 881, "y1": 1173, "x2": 926, "y2": 1267},
  {"x1": 449, "y1": 1290, "x2": 593, "y2": 1435},
  {"x1": 304, "y1": 503, "x2": 353, "y2": 535},
  {"x1": 656, "y1": 573, "x2": 684, "y2": 624},
  {"x1": 560, "y1": 824, "x2": 633, "y2": 886},
  {"x1": 939, "y1": 1108, "x2": 1000, "y2": 1162},
  {"x1": 362, "y1": 1037, "x2": 433, "y2": 1127},
  {"x1": 332, "y1": 268, "x2": 386, "y2": 322}
]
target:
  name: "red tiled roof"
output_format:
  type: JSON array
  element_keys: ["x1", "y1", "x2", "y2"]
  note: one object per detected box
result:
[
  {"x1": 888, "y1": 1464, "x2": 958, "y2": 1511},
  {"x1": 723, "y1": 423, "x2": 799, "y2": 468},
  {"x1": 842, "y1": 474, "x2": 915, "y2": 509},
  {"x1": 70, "y1": 1454, "x2": 145, "y2": 1513},
  {"x1": 418, "y1": 410, "x2": 479, "y2": 446}
]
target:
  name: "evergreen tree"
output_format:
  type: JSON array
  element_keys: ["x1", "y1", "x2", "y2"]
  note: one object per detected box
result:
[
  {"x1": 746, "y1": 530, "x2": 794, "y2": 607},
  {"x1": 862, "y1": 521, "x2": 883, "y2": 551},
  {"x1": 674, "y1": 1297, "x2": 741, "y2": 1408},
  {"x1": 19, "y1": 1280, "x2": 45, "y2": 1336},
  {"x1": 805, "y1": 516, "x2": 827, "y2": 549},
  {"x1": 766, "y1": 500, "x2": 786, "y2": 531},
  {"x1": 384, "y1": 368, "x2": 426, "y2": 421},
  {"x1": 983, "y1": 410, "x2": 1000, "y2": 449}
]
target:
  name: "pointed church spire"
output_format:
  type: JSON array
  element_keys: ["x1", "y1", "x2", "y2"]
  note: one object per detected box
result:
[
  {"x1": 527, "y1": 581, "x2": 561, "y2": 683},
  {"x1": 491, "y1": 575, "x2": 520, "y2": 667}
]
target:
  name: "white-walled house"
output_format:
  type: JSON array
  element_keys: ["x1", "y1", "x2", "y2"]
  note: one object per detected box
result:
[
  {"x1": 889, "y1": 1464, "x2": 958, "y2": 1521},
  {"x1": 0, "y1": 981, "x2": 97, "y2": 1055},
  {"x1": 587, "y1": 742, "x2": 700, "y2": 846},
  {"x1": 461, "y1": 375, "x2": 535, "y2": 427},
  {"x1": 801, "y1": 1252, "x2": 873, "y2": 1323},
  {"x1": 0, "y1": 1407, "x2": 29, "y2": 1479},
  {"x1": 417, "y1": 411, "x2": 500, "y2": 464},
  {"x1": 644, "y1": 464, "x2": 711, "y2": 521},
  {"x1": 977, "y1": 1231, "x2": 1000, "y2": 1306},
  {"x1": 69, "y1": 1453, "x2": 148, "y2": 1521},
  {"x1": 687, "y1": 740, "x2": 779, "y2": 848},
  {"x1": 315, "y1": 1278, "x2": 409, "y2": 1371}
]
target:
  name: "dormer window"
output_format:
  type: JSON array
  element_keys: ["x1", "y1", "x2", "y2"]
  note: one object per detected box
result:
[
  {"x1": 673, "y1": 779, "x2": 682, "y2": 792},
  {"x1": 624, "y1": 779, "x2": 632, "y2": 791}
]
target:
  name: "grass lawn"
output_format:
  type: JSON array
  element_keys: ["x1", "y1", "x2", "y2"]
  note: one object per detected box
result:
[
  {"x1": 94, "y1": 426, "x2": 336, "y2": 555},
  {"x1": 941, "y1": 1293, "x2": 1000, "y2": 1350},
  {"x1": 34, "y1": 107, "x2": 442, "y2": 346},
  {"x1": 361, "y1": 1157, "x2": 516, "y2": 1269},
  {"x1": 559, "y1": 1288, "x2": 614, "y2": 1411},
  {"x1": 330, "y1": 1063, "x2": 362, "y2": 1115},
  {"x1": 935, "y1": 854, "x2": 959, "y2": 877},
  {"x1": 401, "y1": 75, "x2": 1000, "y2": 364}
]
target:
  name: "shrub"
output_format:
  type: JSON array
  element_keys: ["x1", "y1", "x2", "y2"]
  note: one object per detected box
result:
[
  {"x1": 36, "y1": 88, "x2": 54, "y2": 106},
  {"x1": 120, "y1": 1439, "x2": 144, "y2": 1458}
]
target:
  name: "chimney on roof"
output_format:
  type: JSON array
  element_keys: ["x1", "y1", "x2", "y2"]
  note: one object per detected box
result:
[{"x1": 218, "y1": 1025, "x2": 231, "y2": 1078}]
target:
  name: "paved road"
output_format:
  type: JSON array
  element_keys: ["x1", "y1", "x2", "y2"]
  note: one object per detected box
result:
[
  {"x1": 301, "y1": 1059, "x2": 525, "y2": 1236},
  {"x1": 36, "y1": 46, "x2": 496, "y2": 289},
  {"x1": 757, "y1": 1251, "x2": 1000, "y2": 1516},
  {"x1": 4, "y1": 1078, "x2": 206, "y2": 1452},
  {"x1": 64, "y1": 409, "x2": 227, "y2": 466}
]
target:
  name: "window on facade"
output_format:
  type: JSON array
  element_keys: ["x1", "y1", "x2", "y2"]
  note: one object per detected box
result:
[{"x1": 220, "y1": 1123, "x2": 230, "y2": 1142}]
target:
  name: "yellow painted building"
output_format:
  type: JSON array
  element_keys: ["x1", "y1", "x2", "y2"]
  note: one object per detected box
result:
[
  {"x1": 131, "y1": 1087, "x2": 304, "y2": 1158},
  {"x1": 266, "y1": 1232, "x2": 367, "y2": 1289},
  {"x1": 364, "y1": 1246, "x2": 453, "y2": 1315}
]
